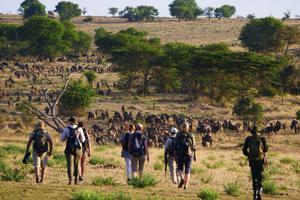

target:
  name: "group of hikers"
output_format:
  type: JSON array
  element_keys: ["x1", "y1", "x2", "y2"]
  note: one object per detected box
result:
[{"x1": 25, "y1": 117, "x2": 268, "y2": 200}]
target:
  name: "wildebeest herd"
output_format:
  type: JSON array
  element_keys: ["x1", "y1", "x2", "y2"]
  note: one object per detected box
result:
[
  {"x1": 1, "y1": 57, "x2": 300, "y2": 149},
  {"x1": 87, "y1": 105, "x2": 300, "y2": 148}
]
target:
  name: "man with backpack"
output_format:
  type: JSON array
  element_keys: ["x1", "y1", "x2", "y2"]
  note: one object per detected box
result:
[
  {"x1": 174, "y1": 122, "x2": 196, "y2": 190},
  {"x1": 164, "y1": 127, "x2": 178, "y2": 184},
  {"x1": 128, "y1": 124, "x2": 149, "y2": 178},
  {"x1": 121, "y1": 124, "x2": 135, "y2": 182},
  {"x1": 61, "y1": 117, "x2": 86, "y2": 185},
  {"x1": 243, "y1": 126, "x2": 268, "y2": 200},
  {"x1": 26, "y1": 121, "x2": 53, "y2": 183}
]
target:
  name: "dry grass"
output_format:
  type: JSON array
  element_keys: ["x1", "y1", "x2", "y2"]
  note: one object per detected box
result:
[{"x1": 0, "y1": 132, "x2": 299, "y2": 200}]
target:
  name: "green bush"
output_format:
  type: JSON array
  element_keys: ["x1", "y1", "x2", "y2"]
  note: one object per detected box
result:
[
  {"x1": 0, "y1": 159, "x2": 8, "y2": 172},
  {"x1": 292, "y1": 162, "x2": 300, "y2": 174},
  {"x1": 92, "y1": 177, "x2": 118, "y2": 186},
  {"x1": 191, "y1": 167, "x2": 205, "y2": 175},
  {"x1": 204, "y1": 160, "x2": 225, "y2": 169},
  {"x1": 0, "y1": 168, "x2": 26, "y2": 182},
  {"x1": 71, "y1": 190, "x2": 131, "y2": 200},
  {"x1": 197, "y1": 188, "x2": 219, "y2": 200},
  {"x1": 128, "y1": 174, "x2": 158, "y2": 188},
  {"x1": 296, "y1": 111, "x2": 300, "y2": 120},
  {"x1": 224, "y1": 181, "x2": 240, "y2": 196},
  {"x1": 259, "y1": 86, "x2": 277, "y2": 97},
  {"x1": 279, "y1": 158, "x2": 297, "y2": 165},
  {"x1": 262, "y1": 180, "x2": 278, "y2": 195},
  {"x1": 0, "y1": 144, "x2": 24, "y2": 156},
  {"x1": 48, "y1": 154, "x2": 66, "y2": 167},
  {"x1": 89, "y1": 156, "x2": 120, "y2": 168},
  {"x1": 83, "y1": 16, "x2": 93, "y2": 23},
  {"x1": 153, "y1": 161, "x2": 163, "y2": 171}
]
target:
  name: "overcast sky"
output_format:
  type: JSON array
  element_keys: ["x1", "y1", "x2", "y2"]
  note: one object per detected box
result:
[{"x1": 1, "y1": 0, "x2": 300, "y2": 18}]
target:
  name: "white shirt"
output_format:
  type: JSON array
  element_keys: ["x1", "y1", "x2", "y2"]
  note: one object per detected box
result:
[{"x1": 61, "y1": 124, "x2": 86, "y2": 147}]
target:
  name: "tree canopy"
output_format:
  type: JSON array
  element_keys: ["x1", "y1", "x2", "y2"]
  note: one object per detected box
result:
[
  {"x1": 169, "y1": 0, "x2": 202, "y2": 21},
  {"x1": 119, "y1": 6, "x2": 159, "y2": 22},
  {"x1": 19, "y1": 0, "x2": 46, "y2": 19},
  {"x1": 55, "y1": 1, "x2": 82, "y2": 21},
  {"x1": 214, "y1": 5, "x2": 236, "y2": 19}
]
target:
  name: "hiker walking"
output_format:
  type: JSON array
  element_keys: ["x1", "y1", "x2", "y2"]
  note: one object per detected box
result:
[
  {"x1": 121, "y1": 124, "x2": 135, "y2": 181},
  {"x1": 164, "y1": 127, "x2": 178, "y2": 184},
  {"x1": 174, "y1": 122, "x2": 196, "y2": 190},
  {"x1": 61, "y1": 117, "x2": 86, "y2": 185},
  {"x1": 202, "y1": 131, "x2": 213, "y2": 148},
  {"x1": 128, "y1": 124, "x2": 149, "y2": 178},
  {"x1": 26, "y1": 121, "x2": 53, "y2": 183},
  {"x1": 243, "y1": 126, "x2": 268, "y2": 200},
  {"x1": 78, "y1": 121, "x2": 91, "y2": 182}
]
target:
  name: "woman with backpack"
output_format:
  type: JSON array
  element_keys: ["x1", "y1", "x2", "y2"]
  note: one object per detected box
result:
[
  {"x1": 61, "y1": 117, "x2": 86, "y2": 185},
  {"x1": 26, "y1": 121, "x2": 53, "y2": 183},
  {"x1": 128, "y1": 124, "x2": 149, "y2": 178},
  {"x1": 164, "y1": 127, "x2": 178, "y2": 184},
  {"x1": 78, "y1": 121, "x2": 91, "y2": 182},
  {"x1": 121, "y1": 124, "x2": 135, "y2": 182}
]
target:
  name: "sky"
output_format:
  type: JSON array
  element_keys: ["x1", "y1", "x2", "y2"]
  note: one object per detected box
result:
[{"x1": 1, "y1": 0, "x2": 300, "y2": 18}]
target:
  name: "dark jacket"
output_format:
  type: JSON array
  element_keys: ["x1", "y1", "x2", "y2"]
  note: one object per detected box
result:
[{"x1": 243, "y1": 135, "x2": 268, "y2": 160}]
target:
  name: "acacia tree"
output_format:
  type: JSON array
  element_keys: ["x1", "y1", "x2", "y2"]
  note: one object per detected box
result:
[
  {"x1": 169, "y1": 0, "x2": 202, "y2": 21},
  {"x1": 240, "y1": 17, "x2": 300, "y2": 58},
  {"x1": 55, "y1": 1, "x2": 82, "y2": 21},
  {"x1": 204, "y1": 7, "x2": 214, "y2": 20},
  {"x1": 84, "y1": 71, "x2": 97, "y2": 87},
  {"x1": 20, "y1": 16, "x2": 66, "y2": 59},
  {"x1": 233, "y1": 96, "x2": 264, "y2": 125},
  {"x1": 19, "y1": 0, "x2": 46, "y2": 19},
  {"x1": 108, "y1": 7, "x2": 118, "y2": 17}
]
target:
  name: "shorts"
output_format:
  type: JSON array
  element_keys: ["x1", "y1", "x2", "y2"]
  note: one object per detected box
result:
[
  {"x1": 131, "y1": 155, "x2": 146, "y2": 174},
  {"x1": 32, "y1": 151, "x2": 48, "y2": 168},
  {"x1": 177, "y1": 156, "x2": 192, "y2": 174}
]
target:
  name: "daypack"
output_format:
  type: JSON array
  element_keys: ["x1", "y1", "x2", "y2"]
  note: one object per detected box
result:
[
  {"x1": 65, "y1": 127, "x2": 81, "y2": 154},
  {"x1": 81, "y1": 128, "x2": 89, "y2": 150},
  {"x1": 174, "y1": 132, "x2": 194, "y2": 157},
  {"x1": 248, "y1": 136, "x2": 264, "y2": 160},
  {"x1": 167, "y1": 137, "x2": 176, "y2": 157},
  {"x1": 121, "y1": 132, "x2": 130, "y2": 151},
  {"x1": 129, "y1": 132, "x2": 145, "y2": 157},
  {"x1": 32, "y1": 129, "x2": 48, "y2": 154}
]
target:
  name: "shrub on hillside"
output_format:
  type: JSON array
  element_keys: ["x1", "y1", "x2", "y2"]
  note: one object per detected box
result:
[
  {"x1": 92, "y1": 177, "x2": 118, "y2": 186},
  {"x1": 197, "y1": 188, "x2": 219, "y2": 200},
  {"x1": 224, "y1": 181, "x2": 240, "y2": 196},
  {"x1": 262, "y1": 180, "x2": 278, "y2": 195},
  {"x1": 71, "y1": 190, "x2": 131, "y2": 200},
  {"x1": 296, "y1": 111, "x2": 300, "y2": 120},
  {"x1": 128, "y1": 174, "x2": 158, "y2": 188},
  {"x1": 0, "y1": 168, "x2": 26, "y2": 182}
]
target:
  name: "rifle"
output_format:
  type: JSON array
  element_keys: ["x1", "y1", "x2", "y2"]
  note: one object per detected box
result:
[{"x1": 164, "y1": 153, "x2": 168, "y2": 178}]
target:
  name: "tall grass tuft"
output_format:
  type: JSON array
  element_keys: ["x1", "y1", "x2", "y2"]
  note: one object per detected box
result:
[
  {"x1": 71, "y1": 190, "x2": 131, "y2": 200},
  {"x1": 224, "y1": 181, "x2": 240, "y2": 196},
  {"x1": 0, "y1": 168, "x2": 26, "y2": 182},
  {"x1": 128, "y1": 174, "x2": 158, "y2": 188},
  {"x1": 197, "y1": 188, "x2": 219, "y2": 200},
  {"x1": 89, "y1": 156, "x2": 120, "y2": 168},
  {"x1": 262, "y1": 180, "x2": 278, "y2": 195},
  {"x1": 92, "y1": 177, "x2": 118, "y2": 186}
]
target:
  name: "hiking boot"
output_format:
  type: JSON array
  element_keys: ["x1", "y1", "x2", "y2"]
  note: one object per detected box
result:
[
  {"x1": 127, "y1": 178, "x2": 131, "y2": 183},
  {"x1": 40, "y1": 179, "x2": 43, "y2": 183},
  {"x1": 79, "y1": 176, "x2": 83, "y2": 182},
  {"x1": 68, "y1": 179, "x2": 72, "y2": 185},
  {"x1": 178, "y1": 179, "x2": 185, "y2": 188},
  {"x1": 74, "y1": 178, "x2": 78, "y2": 185},
  {"x1": 36, "y1": 177, "x2": 40, "y2": 183},
  {"x1": 183, "y1": 185, "x2": 187, "y2": 190}
]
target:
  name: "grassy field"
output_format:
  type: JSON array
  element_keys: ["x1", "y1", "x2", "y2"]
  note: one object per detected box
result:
[{"x1": 0, "y1": 130, "x2": 300, "y2": 200}]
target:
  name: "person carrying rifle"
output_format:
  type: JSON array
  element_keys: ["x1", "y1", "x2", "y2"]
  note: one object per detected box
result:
[
  {"x1": 243, "y1": 126, "x2": 268, "y2": 200},
  {"x1": 164, "y1": 127, "x2": 178, "y2": 184}
]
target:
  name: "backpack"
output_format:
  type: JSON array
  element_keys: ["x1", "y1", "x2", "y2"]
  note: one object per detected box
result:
[
  {"x1": 81, "y1": 128, "x2": 89, "y2": 150},
  {"x1": 174, "y1": 132, "x2": 194, "y2": 157},
  {"x1": 65, "y1": 127, "x2": 81, "y2": 154},
  {"x1": 167, "y1": 137, "x2": 176, "y2": 157},
  {"x1": 248, "y1": 136, "x2": 264, "y2": 160},
  {"x1": 121, "y1": 132, "x2": 130, "y2": 151},
  {"x1": 32, "y1": 129, "x2": 48, "y2": 154},
  {"x1": 129, "y1": 132, "x2": 145, "y2": 157}
]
